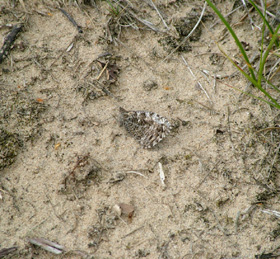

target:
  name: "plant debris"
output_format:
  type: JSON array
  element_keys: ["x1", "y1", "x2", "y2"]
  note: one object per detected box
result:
[
  {"x1": 0, "y1": 128, "x2": 22, "y2": 170},
  {"x1": 0, "y1": 23, "x2": 23, "y2": 64},
  {"x1": 0, "y1": 247, "x2": 17, "y2": 258},
  {"x1": 28, "y1": 238, "x2": 64, "y2": 255}
]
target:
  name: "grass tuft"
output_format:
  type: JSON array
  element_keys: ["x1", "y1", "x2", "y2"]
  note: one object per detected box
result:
[{"x1": 205, "y1": 0, "x2": 280, "y2": 109}]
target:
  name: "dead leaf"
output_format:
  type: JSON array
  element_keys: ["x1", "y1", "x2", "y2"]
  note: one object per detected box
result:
[{"x1": 118, "y1": 203, "x2": 135, "y2": 218}]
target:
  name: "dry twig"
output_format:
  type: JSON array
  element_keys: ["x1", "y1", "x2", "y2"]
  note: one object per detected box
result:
[
  {"x1": 181, "y1": 56, "x2": 212, "y2": 104},
  {"x1": 145, "y1": 0, "x2": 169, "y2": 30},
  {"x1": 28, "y1": 238, "x2": 64, "y2": 255},
  {"x1": 112, "y1": 0, "x2": 160, "y2": 32},
  {"x1": 163, "y1": 1, "x2": 207, "y2": 61},
  {"x1": 59, "y1": 8, "x2": 83, "y2": 33},
  {"x1": 0, "y1": 247, "x2": 17, "y2": 258}
]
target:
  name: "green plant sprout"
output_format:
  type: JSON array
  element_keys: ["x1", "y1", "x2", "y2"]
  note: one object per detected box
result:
[{"x1": 105, "y1": 0, "x2": 120, "y2": 16}]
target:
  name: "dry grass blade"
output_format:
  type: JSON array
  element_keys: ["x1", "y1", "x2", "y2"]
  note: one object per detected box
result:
[
  {"x1": 145, "y1": 0, "x2": 169, "y2": 30},
  {"x1": 210, "y1": 5, "x2": 243, "y2": 28},
  {"x1": 0, "y1": 24, "x2": 23, "y2": 64},
  {"x1": 240, "y1": 0, "x2": 255, "y2": 30},
  {"x1": 0, "y1": 247, "x2": 17, "y2": 258},
  {"x1": 181, "y1": 56, "x2": 212, "y2": 104},
  {"x1": 28, "y1": 238, "x2": 64, "y2": 255},
  {"x1": 112, "y1": 0, "x2": 160, "y2": 32},
  {"x1": 126, "y1": 170, "x2": 148, "y2": 178},
  {"x1": 262, "y1": 209, "x2": 280, "y2": 218},
  {"x1": 163, "y1": 1, "x2": 207, "y2": 61}
]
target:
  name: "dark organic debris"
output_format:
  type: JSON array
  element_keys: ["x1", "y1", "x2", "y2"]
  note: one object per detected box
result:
[
  {"x1": 61, "y1": 153, "x2": 102, "y2": 195},
  {"x1": 160, "y1": 5, "x2": 212, "y2": 54},
  {"x1": 0, "y1": 247, "x2": 18, "y2": 258},
  {"x1": 135, "y1": 248, "x2": 150, "y2": 258},
  {"x1": 0, "y1": 128, "x2": 22, "y2": 171},
  {"x1": 109, "y1": 171, "x2": 126, "y2": 183},
  {"x1": 255, "y1": 252, "x2": 280, "y2": 259},
  {"x1": 88, "y1": 206, "x2": 117, "y2": 250},
  {"x1": 119, "y1": 107, "x2": 172, "y2": 149},
  {"x1": 97, "y1": 59, "x2": 120, "y2": 83},
  {"x1": 77, "y1": 56, "x2": 120, "y2": 102},
  {"x1": 0, "y1": 23, "x2": 23, "y2": 64},
  {"x1": 174, "y1": 9, "x2": 203, "y2": 42},
  {"x1": 143, "y1": 79, "x2": 158, "y2": 91},
  {"x1": 159, "y1": 36, "x2": 192, "y2": 53}
]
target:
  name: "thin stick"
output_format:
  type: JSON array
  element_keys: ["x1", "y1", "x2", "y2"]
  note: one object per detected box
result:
[
  {"x1": 262, "y1": 209, "x2": 280, "y2": 218},
  {"x1": 163, "y1": 1, "x2": 207, "y2": 62},
  {"x1": 113, "y1": 0, "x2": 160, "y2": 32},
  {"x1": 213, "y1": 74, "x2": 217, "y2": 93},
  {"x1": 121, "y1": 226, "x2": 144, "y2": 239},
  {"x1": 240, "y1": 0, "x2": 255, "y2": 30},
  {"x1": 19, "y1": 0, "x2": 27, "y2": 13},
  {"x1": 234, "y1": 210, "x2": 241, "y2": 233},
  {"x1": 267, "y1": 57, "x2": 280, "y2": 81},
  {"x1": 126, "y1": 171, "x2": 148, "y2": 179},
  {"x1": 0, "y1": 247, "x2": 18, "y2": 257},
  {"x1": 59, "y1": 8, "x2": 83, "y2": 33},
  {"x1": 181, "y1": 56, "x2": 212, "y2": 104},
  {"x1": 255, "y1": 127, "x2": 280, "y2": 134},
  {"x1": 210, "y1": 5, "x2": 243, "y2": 28},
  {"x1": 147, "y1": 0, "x2": 169, "y2": 30},
  {"x1": 96, "y1": 61, "x2": 109, "y2": 80},
  {"x1": 28, "y1": 238, "x2": 64, "y2": 255}
]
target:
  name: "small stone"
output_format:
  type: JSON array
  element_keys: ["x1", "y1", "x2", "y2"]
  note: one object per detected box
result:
[{"x1": 112, "y1": 204, "x2": 122, "y2": 217}]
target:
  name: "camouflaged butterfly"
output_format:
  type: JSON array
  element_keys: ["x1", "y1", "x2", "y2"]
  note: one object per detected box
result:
[{"x1": 119, "y1": 107, "x2": 172, "y2": 149}]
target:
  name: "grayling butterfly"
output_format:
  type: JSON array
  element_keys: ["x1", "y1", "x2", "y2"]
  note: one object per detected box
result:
[{"x1": 119, "y1": 107, "x2": 172, "y2": 149}]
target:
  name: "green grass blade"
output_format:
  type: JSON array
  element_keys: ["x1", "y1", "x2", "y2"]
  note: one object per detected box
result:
[
  {"x1": 217, "y1": 44, "x2": 257, "y2": 85},
  {"x1": 248, "y1": 0, "x2": 278, "y2": 47},
  {"x1": 218, "y1": 43, "x2": 280, "y2": 108},
  {"x1": 258, "y1": 24, "x2": 280, "y2": 84},
  {"x1": 205, "y1": 0, "x2": 257, "y2": 81}
]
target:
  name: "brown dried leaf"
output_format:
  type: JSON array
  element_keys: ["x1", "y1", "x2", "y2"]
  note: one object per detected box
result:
[{"x1": 118, "y1": 203, "x2": 135, "y2": 218}]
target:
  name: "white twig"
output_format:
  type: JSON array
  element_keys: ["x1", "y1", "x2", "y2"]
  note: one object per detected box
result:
[
  {"x1": 213, "y1": 74, "x2": 217, "y2": 93},
  {"x1": 182, "y1": 56, "x2": 212, "y2": 104},
  {"x1": 241, "y1": 0, "x2": 255, "y2": 30},
  {"x1": 158, "y1": 162, "x2": 166, "y2": 187},
  {"x1": 210, "y1": 5, "x2": 243, "y2": 28},
  {"x1": 148, "y1": 0, "x2": 169, "y2": 30},
  {"x1": 28, "y1": 238, "x2": 64, "y2": 255},
  {"x1": 113, "y1": 0, "x2": 160, "y2": 32},
  {"x1": 262, "y1": 209, "x2": 280, "y2": 218},
  {"x1": 126, "y1": 171, "x2": 148, "y2": 179}
]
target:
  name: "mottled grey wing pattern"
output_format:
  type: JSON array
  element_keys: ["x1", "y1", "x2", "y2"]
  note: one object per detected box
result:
[{"x1": 119, "y1": 107, "x2": 172, "y2": 149}]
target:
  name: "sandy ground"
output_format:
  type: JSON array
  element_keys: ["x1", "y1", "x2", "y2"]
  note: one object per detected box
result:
[{"x1": 1, "y1": 0, "x2": 280, "y2": 258}]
